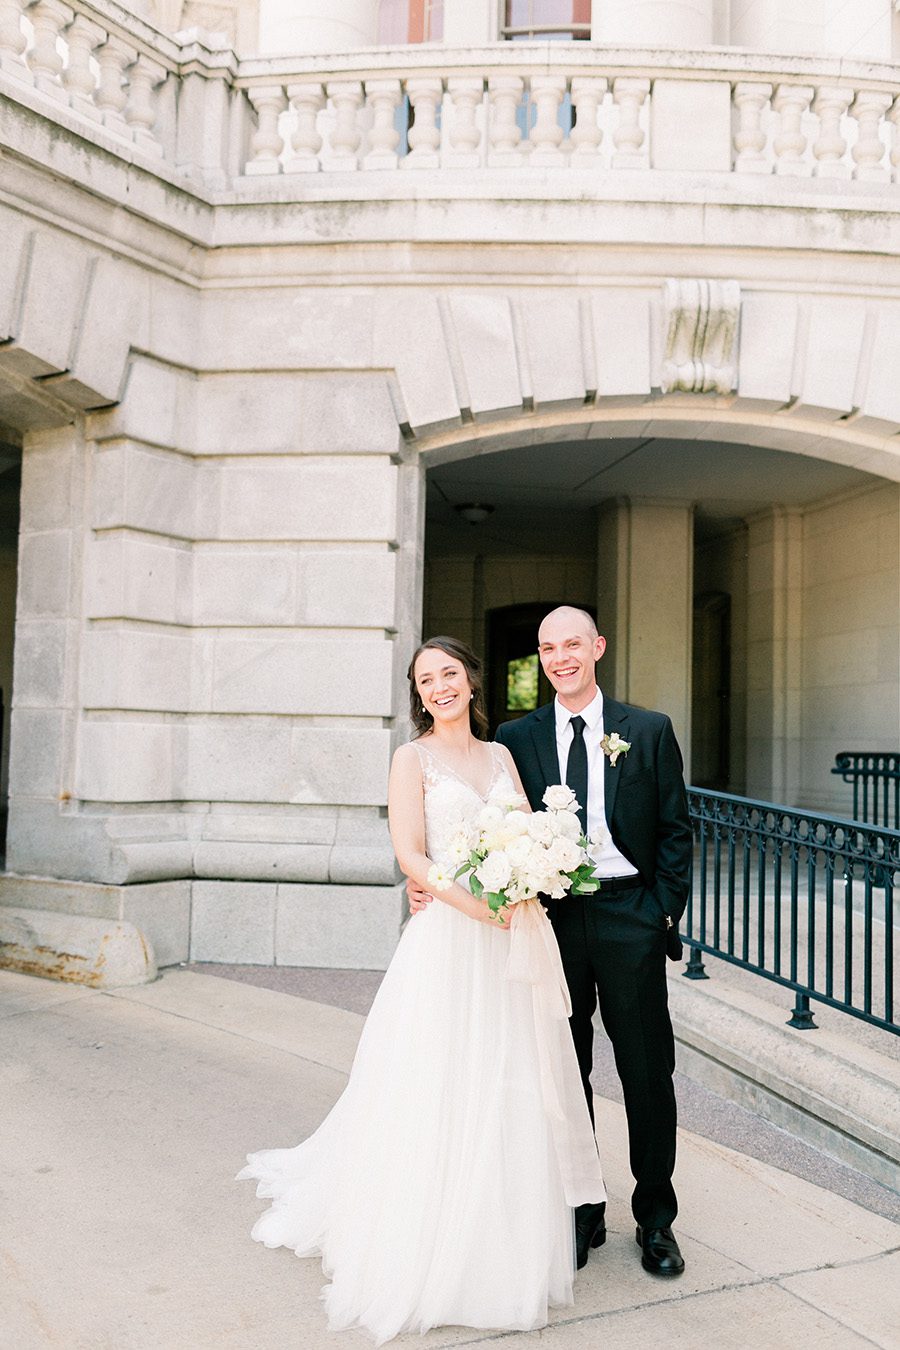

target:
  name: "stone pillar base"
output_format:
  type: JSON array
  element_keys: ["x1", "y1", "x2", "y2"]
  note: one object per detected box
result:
[
  {"x1": 0, "y1": 907, "x2": 157, "y2": 988},
  {"x1": 0, "y1": 874, "x2": 406, "y2": 972}
]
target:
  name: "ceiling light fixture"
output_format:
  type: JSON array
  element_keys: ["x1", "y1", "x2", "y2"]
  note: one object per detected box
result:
[{"x1": 454, "y1": 502, "x2": 495, "y2": 524}]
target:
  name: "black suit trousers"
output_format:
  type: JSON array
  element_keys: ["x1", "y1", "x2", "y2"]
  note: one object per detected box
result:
[{"x1": 550, "y1": 885, "x2": 678, "y2": 1231}]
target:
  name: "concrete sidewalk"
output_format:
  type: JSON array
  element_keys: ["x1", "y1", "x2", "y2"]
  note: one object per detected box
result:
[{"x1": 2, "y1": 968, "x2": 898, "y2": 1350}]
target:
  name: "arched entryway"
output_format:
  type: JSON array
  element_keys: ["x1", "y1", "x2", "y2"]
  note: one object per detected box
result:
[{"x1": 417, "y1": 406, "x2": 899, "y2": 810}]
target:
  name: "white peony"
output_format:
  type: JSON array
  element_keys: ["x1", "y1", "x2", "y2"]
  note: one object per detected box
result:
[
  {"x1": 543, "y1": 784, "x2": 578, "y2": 811},
  {"x1": 546, "y1": 836, "x2": 584, "y2": 873},
  {"x1": 552, "y1": 809, "x2": 583, "y2": 841},
  {"x1": 475, "y1": 849, "x2": 513, "y2": 894},
  {"x1": 527, "y1": 812, "x2": 556, "y2": 845}
]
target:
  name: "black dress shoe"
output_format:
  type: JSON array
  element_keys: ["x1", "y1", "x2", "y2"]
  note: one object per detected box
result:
[
  {"x1": 574, "y1": 1202, "x2": 606, "y2": 1270},
  {"x1": 635, "y1": 1225, "x2": 685, "y2": 1276}
]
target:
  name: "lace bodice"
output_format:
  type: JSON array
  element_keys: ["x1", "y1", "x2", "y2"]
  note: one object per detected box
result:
[{"x1": 413, "y1": 742, "x2": 516, "y2": 870}]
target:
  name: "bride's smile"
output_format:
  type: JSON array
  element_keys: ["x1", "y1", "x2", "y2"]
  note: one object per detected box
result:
[{"x1": 414, "y1": 651, "x2": 471, "y2": 724}]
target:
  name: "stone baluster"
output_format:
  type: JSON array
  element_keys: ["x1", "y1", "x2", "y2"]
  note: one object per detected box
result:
[
  {"x1": 772, "y1": 84, "x2": 813, "y2": 176},
  {"x1": 446, "y1": 77, "x2": 484, "y2": 167},
  {"x1": 61, "y1": 13, "x2": 104, "y2": 121},
  {"x1": 124, "y1": 54, "x2": 167, "y2": 156},
  {"x1": 811, "y1": 86, "x2": 852, "y2": 179},
  {"x1": 528, "y1": 74, "x2": 566, "y2": 165},
  {"x1": 733, "y1": 82, "x2": 772, "y2": 173},
  {"x1": 324, "y1": 80, "x2": 363, "y2": 170},
  {"x1": 611, "y1": 77, "x2": 649, "y2": 169},
  {"x1": 889, "y1": 97, "x2": 900, "y2": 185},
  {"x1": 403, "y1": 77, "x2": 442, "y2": 169},
  {"x1": 487, "y1": 74, "x2": 524, "y2": 166},
  {"x1": 362, "y1": 79, "x2": 401, "y2": 170},
  {"x1": 850, "y1": 90, "x2": 892, "y2": 181},
  {"x1": 0, "y1": 0, "x2": 31, "y2": 82},
  {"x1": 244, "y1": 85, "x2": 287, "y2": 175},
  {"x1": 285, "y1": 82, "x2": 325, "y2": 172},
  {"x1": 95, "y1": 34, "x2": 138, "y2": 139},
  {"x1": 569, "y1": 76, "x2": 607, "y2": 164},
  {"x1": 25, "y1": 0, "x2": 72, "y2": 103}
]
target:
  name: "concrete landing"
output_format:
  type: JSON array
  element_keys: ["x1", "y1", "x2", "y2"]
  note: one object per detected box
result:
[{"x1": 1, "y1": 968, "x2": 898, "y2": 1350}]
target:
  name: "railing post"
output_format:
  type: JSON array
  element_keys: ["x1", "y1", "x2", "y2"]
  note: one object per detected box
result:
[
  {"x1": 850, "y1": 90, "x2": 892, "y2": 181},
  {"x1": 682, "y1": 945, "x2": 708, "y2": 980},
  {"x1": 787, "y1": 993, "x2": 817, "y2": 1030},
  {"x1": 61, "y1": 13, "x2": 105, "y2": 121},
  {"x1": 0, "y1": 0, "x2": 31, "y2": 82},
  {"x1": 25, "y1": 0, "x2": 72, "y2": 102},
  {"x1": 286, "y1": 82, "x2": 326, "y2": 172},
  {"x1": 245, "y1": 84, "x2": 287, "y2": 175}
]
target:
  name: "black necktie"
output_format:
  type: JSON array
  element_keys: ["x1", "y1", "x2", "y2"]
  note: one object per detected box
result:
[{"x1": 565, "y1": 715, "x2": 588, "y2": 838}]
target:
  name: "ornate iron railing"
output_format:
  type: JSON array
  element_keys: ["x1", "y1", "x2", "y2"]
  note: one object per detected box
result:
[
  {"x1": 685, "y1": 788, "x2": 899, "y2": 1037},
  {"x1": 831, "y1": 752, "x2": 900, "y2": 832}
]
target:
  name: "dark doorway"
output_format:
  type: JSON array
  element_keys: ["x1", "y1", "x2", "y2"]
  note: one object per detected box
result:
[
  {"x1": 691, "y1": 591, "x2": 731, "y2": 789},
  {"x1": 486, "y1": 601, "x2": 597, "y2": 734}
]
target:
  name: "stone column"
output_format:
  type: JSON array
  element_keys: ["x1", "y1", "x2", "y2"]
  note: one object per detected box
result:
[
  {"x1": 730, "y1": 0, "x2": 827, "y2": 57},
  {"x1": 745, "y1": 507, "x2": 803, "y2": 804},
  {"x1": 443, "y1": 0, "x2": 494, "y2": 44},
  {"x1": 596, "y1": 498, "x2": 694, "y2": 773},
  {"x1": 257, "y1": 0, "x2": 378, "y2": 55},
  {"x1": 593, "y1": 0, "x2": 715, "y2": 47}
]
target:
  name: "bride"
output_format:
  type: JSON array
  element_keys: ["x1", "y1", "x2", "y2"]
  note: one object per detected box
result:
[{"x1": 238, "y1": 636, "x2": 605, "y2": 1344}]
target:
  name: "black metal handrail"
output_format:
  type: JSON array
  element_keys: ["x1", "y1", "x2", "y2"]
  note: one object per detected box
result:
[
  {"x1": 684, "y1": 788, "x2": 898, "y2": 1036},
  {"x1": 831, "y1": 751, "x2": 900, "y2": 831}
]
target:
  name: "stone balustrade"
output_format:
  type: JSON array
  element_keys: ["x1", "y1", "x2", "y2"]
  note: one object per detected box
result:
[
  {"x1": 0, "y1": 0, "x2": 185, "y2": 158},
  {"x1": 0, "y1": 0, "x2": 237, "y2": 179},
  {"x1": 237, "y1": 49, "x2": 900, "y2": 183},
  {"x1": 2, "y1": 4, "x2": 900, "y2": 189}
]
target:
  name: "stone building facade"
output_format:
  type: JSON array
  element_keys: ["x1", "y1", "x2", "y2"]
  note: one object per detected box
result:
[{"x1": 0, "y1": 0, "x2": 899, "y2": 969}]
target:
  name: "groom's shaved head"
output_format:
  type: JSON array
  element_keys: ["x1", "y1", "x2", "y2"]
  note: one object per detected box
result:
[{"x1": 539, "y1": 606, "x2": 599, "y2": 641}]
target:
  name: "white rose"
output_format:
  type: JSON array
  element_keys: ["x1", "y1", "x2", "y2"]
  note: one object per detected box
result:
[
  {"x1": 552, "y1": 809, "x2": 583, "y2": 841},
  {"x1": 475, "y1": 849, "x2": 513, "y2": 894},
  {"x1": 546, "y1": 836, "x2": 584, "y2": 873},
  {"x1": 547, "y1": 875, "x2": 569, "y2": 899},
  {"x1": 527, "y1": 812, "x2": 556, "y2": 845},
  {"x1": 505, "y1": 834, "x2": 534, "y2": 868},
  {"x1": 477, "y1": 804, "x2": 504, "y2": 831},
  {"x1": 543, "y1": 784, "x2": 577, "y2": 811},
  {"x1": 492, "y1": 786, "x2": 528, "y2": 812},
  {"x1": 497, "y1": 809, "x2": 530, "y2": 843}
]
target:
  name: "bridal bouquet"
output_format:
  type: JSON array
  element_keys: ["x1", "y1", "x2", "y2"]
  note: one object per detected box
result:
[{"x1": 427, "y1": 784, "x2": 600, "y2": 918}]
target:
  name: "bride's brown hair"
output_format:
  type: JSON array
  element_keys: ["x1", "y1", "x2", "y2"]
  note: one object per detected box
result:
[{"x1": 408, "y1": 636, "x2": 489, "y2": 741}]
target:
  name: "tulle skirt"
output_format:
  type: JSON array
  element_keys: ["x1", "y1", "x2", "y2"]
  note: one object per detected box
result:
[{"x1": 238, "y1": 900, "x2": 602, "y2": 1344}]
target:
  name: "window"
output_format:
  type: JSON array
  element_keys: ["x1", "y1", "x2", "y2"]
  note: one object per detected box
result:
[
  {"x1": 501, "y1": 0, "x2": 591, "y2": 41},
  {"x1": 377, "y1": 0, "x2": 444, "y2": 44},
  {"x1": 507, "y1": 654, "x2": 540, "y2": 712}
]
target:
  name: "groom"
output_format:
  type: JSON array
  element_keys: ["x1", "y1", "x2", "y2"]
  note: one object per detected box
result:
[{"x1": 496, "y1": 606, "x2": 692, "y2": 1277}]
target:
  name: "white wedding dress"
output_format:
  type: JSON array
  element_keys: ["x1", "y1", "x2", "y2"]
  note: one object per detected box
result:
[{"x1": 238, "y1": 742, "x2": 605, "y2": 1345}]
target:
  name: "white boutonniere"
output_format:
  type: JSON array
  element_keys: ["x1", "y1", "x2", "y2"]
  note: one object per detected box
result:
[{"x1": 600, "y1": 732, "x2": 630, "y2": 766}]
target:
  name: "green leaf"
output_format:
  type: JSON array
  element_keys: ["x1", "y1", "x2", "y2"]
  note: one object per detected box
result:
[
  {"x1": 486, "y1": 891, "x2": 506, "y2": 914},
  {"x1": 469, "y1": 875, "x2": 484, "y2": 898}
]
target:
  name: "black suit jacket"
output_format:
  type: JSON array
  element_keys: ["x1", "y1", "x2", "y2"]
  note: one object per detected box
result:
[{"x1": 496, "y1": 695, "x2": 692, "y2": 957}]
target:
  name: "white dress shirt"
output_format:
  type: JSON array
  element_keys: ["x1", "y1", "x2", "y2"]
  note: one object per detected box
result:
[{"x1": 553, "y1": 688, "x2": 639, "y2": 879}]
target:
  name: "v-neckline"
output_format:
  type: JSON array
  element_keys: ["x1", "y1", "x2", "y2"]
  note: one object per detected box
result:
[{"x1": 418, "y1": 742, "x2": 501, "y2": 802}]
